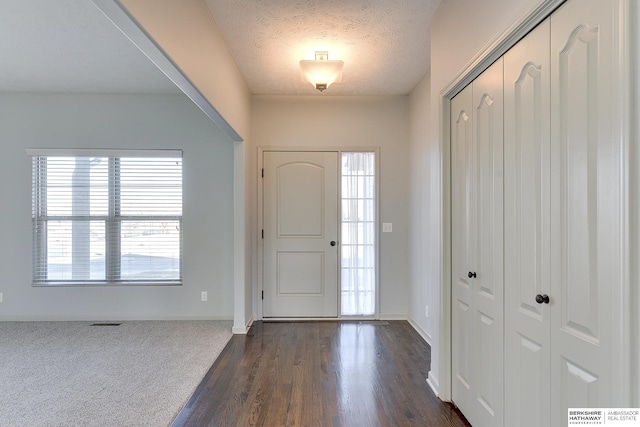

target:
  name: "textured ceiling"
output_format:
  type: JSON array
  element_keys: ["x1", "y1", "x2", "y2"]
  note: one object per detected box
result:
[
  {"x1": 0, "y1": 0, "x2": 440, "y2": 96},
  {"x1": 0, "y1": 0, "x2": 178, "y2": 93},
  {"x1": 205, "y1": 0, "x2": 440, "y2": 96}
]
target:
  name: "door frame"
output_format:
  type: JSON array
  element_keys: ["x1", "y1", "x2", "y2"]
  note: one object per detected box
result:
[
  {"x1": 257, "y1": 146, "x2": 381, "y2": 321},
  {"x1": 435, "y1": 0, "x2": 634, "y2": 406}
]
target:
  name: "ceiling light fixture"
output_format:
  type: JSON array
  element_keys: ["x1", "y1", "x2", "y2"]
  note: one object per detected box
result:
[{"x1": 299, "y1": 51, "x2": 344, "y2": 92}]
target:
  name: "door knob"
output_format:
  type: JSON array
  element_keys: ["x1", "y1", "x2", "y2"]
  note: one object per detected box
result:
[
  {"x1": 330, "y1": 241, "x2": 337, "y2": 246},
  {"x1": 535, "y1": 294, "x2": 550, "y2": 304},
  {"x1": 467, "y1": 271, "x2": 477, "y2": 278}
]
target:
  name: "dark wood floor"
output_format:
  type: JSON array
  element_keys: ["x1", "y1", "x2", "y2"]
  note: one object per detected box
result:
[{"x1": 171, "y1": 321, "x2": 471, "y2": 427}]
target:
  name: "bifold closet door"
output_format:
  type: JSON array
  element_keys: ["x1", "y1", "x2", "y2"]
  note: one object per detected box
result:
[
  {"x1": 549, "y1": 0, "x2": 618, "y2": 423},
  {"x1": 503, "y1": 0, "x2": 621, "y2": 425},
  {"x1": 451, "y1": 58, "x2": 504, "y2": 427},
  {"x1": 504, "y1": 18, "x2": 551, "y2": 427}
]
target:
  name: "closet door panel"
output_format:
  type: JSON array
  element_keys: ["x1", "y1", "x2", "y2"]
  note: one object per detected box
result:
[
  {"x1": 451, "y1": 83, "x2": 476, "y2": 420},
  {"x1": 504, "y1": 18, "x2": 551, "y2": 427},
  {"x1": 451, "y1": 58, "x2": 504, "y2": 427},
  {"x1": 550, "y1": 0, "x2": 617, "y2": 423},
  {"x1": 471, "y1": 58, "x2": 504, "y2": 427}
]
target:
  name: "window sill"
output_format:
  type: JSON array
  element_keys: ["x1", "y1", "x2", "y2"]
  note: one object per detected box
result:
[{"x1": 31, "y1": 281, "x2": 183, "y2": 287}]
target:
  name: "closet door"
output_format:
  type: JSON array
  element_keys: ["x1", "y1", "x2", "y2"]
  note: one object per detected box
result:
[
  {"x1": 504, "y1": 19, "x2": 551, "y2": 427},
  {"x1": 451, "y1": 83, "x2": 475, "y2": 423},
  {"x1": 451, "y1": 58, "x2": 504, "y2": 427},
  {"x1": 550, "y1": 0, "x2": 618, "y2": 424}
]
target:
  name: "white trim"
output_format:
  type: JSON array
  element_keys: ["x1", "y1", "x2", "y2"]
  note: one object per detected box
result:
[
  {"x1": 632, "y1": 0, "x2": 640, "y2": 407},
  {"x1": 407, "y1": 317, "x2": 431, "y2": 345},
  {"x1": 258, "y1": 317, "x2": 402, "y2": 322},
  {"x1": 440, "y1": 0, "x2": 566, "y2": 100},
  {"x1": 257, "y1": 146, "x2": 380, "y2": 153},
  {"x1": 612, "y1": 0, "x2": 635, "y2": 406},
  {"x1": 256, "y1": 147, "x2": 265, "y2": 321},
  {"x1": 233, "y1": 141, "x2": 248, "y2": 335},
  {"x1": 438, "y1": 0, "x2": 567, "y2": 404},
  {"x1": 426, "y1": 374, "x2": 440, "y2": 398},
  {"x1": 378, "y1": 313, "x2": 407, "y2": 321},
  {"x1": 373, "y1": 150, "x2": 381, "y2": 320},
  {"x1": 259, "y1": 317, "x2": 340, "y2": 322},
  {"x1": 32, "y1": 282, "x2": 182, "y2": 287},
  {"x1": 439, "y1": 91, "x2": 453, "y2": 402},
  {"x1": 0, "y1": 315, "x2": 233, "y2": 321},
  {"x1": 26, "y1": 148, "x2": 182, "y2": 157},
  {"x1": 338, "y1": 316, "x2": 379, "y2": 321},
  {"x1": 232, "y1": 316, "x2": 254, "y2": 334}
]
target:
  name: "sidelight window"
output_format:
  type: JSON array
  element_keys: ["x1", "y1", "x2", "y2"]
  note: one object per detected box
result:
[{"x1": 341, "y1": 151, "x2": 376, "y2": 316}]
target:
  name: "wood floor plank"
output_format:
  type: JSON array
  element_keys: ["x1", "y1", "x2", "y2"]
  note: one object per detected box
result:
[{"x1": 171, "y1": 321, "x2": 471, "y2": 427}]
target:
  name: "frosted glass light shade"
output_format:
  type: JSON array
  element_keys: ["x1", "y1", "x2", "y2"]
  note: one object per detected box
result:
[{"x1": 299, "y1": 59, "x2": 344, "y2": 91}]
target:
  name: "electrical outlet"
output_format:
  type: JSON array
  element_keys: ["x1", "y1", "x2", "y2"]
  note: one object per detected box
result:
[
  {"x1": 425, "y1": 305, "x2": 429, "y2": 318},
  {"x1": 201, "y1": 291, "x2": 208, "y2": 302},
  {"x1": 0, "y1": 292, "x2": 3, "y2": 303}
]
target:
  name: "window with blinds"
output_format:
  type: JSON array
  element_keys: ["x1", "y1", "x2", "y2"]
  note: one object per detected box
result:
[{"x1": 29, "y1": 150, "x2": 182, "y2": 285}]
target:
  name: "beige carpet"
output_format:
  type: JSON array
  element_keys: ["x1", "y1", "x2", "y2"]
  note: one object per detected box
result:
[{"x1": 0, "y1": 320, "x2": 232, "y2": 427}]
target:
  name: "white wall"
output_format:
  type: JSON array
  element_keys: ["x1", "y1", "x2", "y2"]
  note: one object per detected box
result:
[
  {"x1": 251, "y1": 95, "x2": 410, "y2": 319},
  {"x1": 0, "y1": 93, "x2": 234, "y2": 320},
  {"x1": 119, "y1": 0, "x2": 251, "y2": 141},
  {"x1": 419, "y1": 0, "x2": 544, "y2": 395},
  {"x1": 408, "y1": 69, "x2": 432, "y2": 342}
]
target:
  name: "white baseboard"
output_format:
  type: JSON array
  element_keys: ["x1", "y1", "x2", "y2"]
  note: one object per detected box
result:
[
  {"x1": 379, "y1": 313, "x2": 408, "y2": 320},
  {"x1": 232, "y1": 315, "x2": 254, "y2": 334},
  {"x1": 427, "y1": 371, "x2": 440, "y2": 398},
  {"x1": 257, "y1": 314, "x2": 409, "y2": 321},
  {"x1": 407, "y1": 317, "x2": 432, "y2": 345},
  {"x1": 0, "y1": 314, "x2": 233, "y2": 322}
]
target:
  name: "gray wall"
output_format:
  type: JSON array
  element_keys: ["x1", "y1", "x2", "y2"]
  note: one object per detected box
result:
[
  {"x1": 408, "y1": 69, "x2": 432, "y2": 342},
  {"x1": 0, "y1": 93, "x2": 234, "y2": 320}
]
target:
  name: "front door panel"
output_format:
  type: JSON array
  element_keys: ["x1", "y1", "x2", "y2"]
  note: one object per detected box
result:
[{"x1": 263, "y1": 151, "x2": 339, "y2": 317}]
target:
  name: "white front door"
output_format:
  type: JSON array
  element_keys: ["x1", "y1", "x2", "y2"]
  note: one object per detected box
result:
[
  {"x1": 262, "y1": 151, "x2": 339, "y2": 317},
  {"x1": 451, "y1": 57, "x2": 504, "y2": 427}
]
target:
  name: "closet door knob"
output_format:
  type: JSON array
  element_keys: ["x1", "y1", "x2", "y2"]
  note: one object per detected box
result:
[
  {"x1": 535, "y1": 294, "x2": 550, "y2": 304},
  {"x1": 330, "y1": 241, "x2": 337, "y2": 246},
  {"x1": 467, "y1": 271, "x2": 477, "y2": 279}
]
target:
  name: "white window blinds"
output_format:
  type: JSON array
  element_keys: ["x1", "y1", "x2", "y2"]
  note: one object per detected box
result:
[{"x1": 29, "y1": 150, "x2": 182, "y2": 285}]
